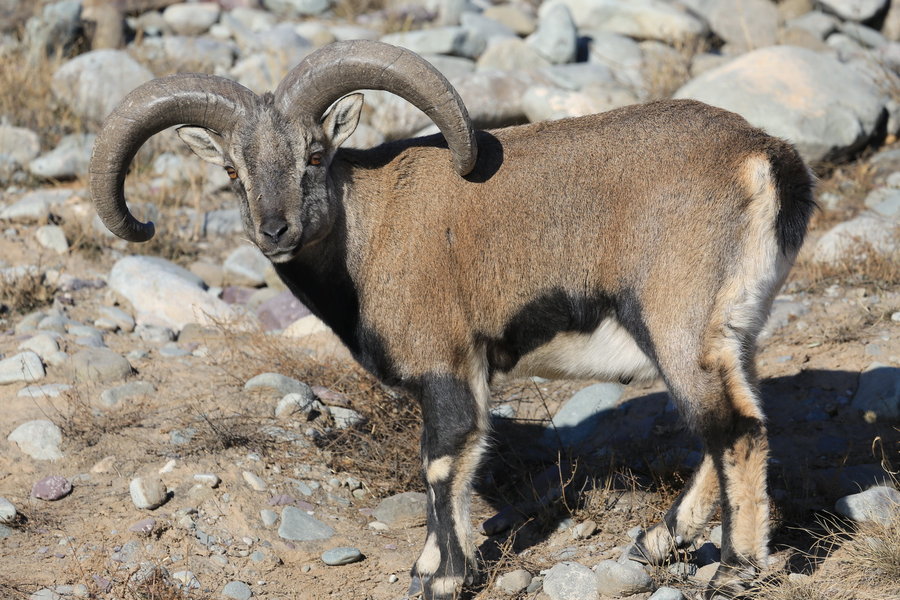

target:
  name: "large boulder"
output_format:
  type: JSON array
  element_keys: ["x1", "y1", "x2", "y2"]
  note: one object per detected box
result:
[{"x1": 675, "y1": 46, "x2": 887, "y2": 164}]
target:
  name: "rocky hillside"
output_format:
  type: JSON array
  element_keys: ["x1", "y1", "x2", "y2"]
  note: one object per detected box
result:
[{"x1": 0, "y1": 1, "x2": 898, "y2": 599}]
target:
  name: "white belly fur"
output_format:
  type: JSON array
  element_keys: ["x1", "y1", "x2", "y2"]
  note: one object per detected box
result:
[{"x1": 505, "y1": 318, "x2": 658, "y2": 382}]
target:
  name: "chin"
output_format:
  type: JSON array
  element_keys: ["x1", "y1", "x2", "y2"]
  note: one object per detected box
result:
[{"x1": 264, "y1": 247, "x2": 301, "y2": 264}]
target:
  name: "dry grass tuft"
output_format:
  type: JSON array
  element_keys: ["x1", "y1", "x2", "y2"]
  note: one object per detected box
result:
[
  {"x1": 790, "y1": 240, "x2": 900, "y2": 295},
  {"x1": 0, "y1": 267, "x2": 57, "y2": 316},
  {"x1": 47, "y1": 387, "x2": 148, "y2": 450}
]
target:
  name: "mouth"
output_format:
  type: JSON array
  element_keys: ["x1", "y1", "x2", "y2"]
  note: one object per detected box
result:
[{"x1": 264, "y1": 247, "x2": 300, "y2": 264}]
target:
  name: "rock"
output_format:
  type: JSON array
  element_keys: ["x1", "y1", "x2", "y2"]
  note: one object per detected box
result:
[
  {"x1": 864, "y1": 187, "x2": 900, "y2": 218},
  {"x1": 97, "y1": 306, "x2": 135, "y2": 333},
  {"x1": 70, "y1": 348, "x2": 132, "y2": 383},
  {"x1": 541, "y1": 0, "x2": 707, "y2": 45},
  {"x1": 162, "y1": 2, "x2": 220, "y2": 36},
  {"x1": 201, "y1": 208, "x2": 243, "y2": 237},
  {"x1": 373, "y1": 491, "x2": 428, "y2": 526},
  {"x1": 522, "y1": 87, "x2": 602, "y2": 122},
  {"x1": 18, "y1": 333, "x2": 60, "y2": 359},
  {"x1": 851, "y1": 363, "x2": 899, "y2": 420},
  {"x1": 129, "y1": 36, "x2": 236, "y2": 75},
  {"x1": 23, "y1": 0, "x2": 81, "y2": 60},
  {"x1": 242, "y1": 471, "x2": 267, "y2": 492},
  {"x1": 593, "y1": 559, "x2": 653, "y2": 596},
  {"x1": 28, "y1": 133, "x2": 95, "y2": 179},
  {"x1": 705, "y1": 0, "x2": 778, "y2": 52},
  {"x1": 0, "y1": 189, "x2": 74, "y2": 222},
  {"x1": 787, "y1": 11, "x2": 840, "y2": 40},
  {"x1": 477, "y1": 38, "x2": 551, "y2": 71},
  {"x1": 327, "y1": 406, "x2": 365, "y2": 429},
  {"x1": 222, "y1": 581, "x2": 252, "y2": 600},
  {"x1": 496, "y1": 569, "x2": 533, "y2": 594},
  {"x1": 813, "y1": 214, "x2": 897, "y2": 264},
  {"x1": 35, "y1": 225, "x2": 69, "y2": 254},
  {"x1": 381, "y1": 26, "x2": 485, "y2": 60},
  {"x1": 0, "y1": 351, "x2": 45, "y2": 385},
  {"x1": 675, "y1": 46, "x2": 887, "y2": 164},
  {"x1": 543, "y1": 383, "x2": 623, "y2": 448},
  {"x1": 129, "y1": 517, "x2": 156, "y2": 534},
  {"x1": 31, "y1": 475, "x2": 72, "y2": 500},
  {"x1": 649, "y1": 586, "x2": 685, "y2": 600},
  {"x1": 172, "y1": 571, "x2": 200, "y2": 589},
  {"x1": 51, "y1": 50, "x2": 154, "y2": 125},
  {"x1": 8, "y1": 419, "x2": 62, "y2": 460},
  {"x1": 0, "y1": 498, "x2": 16, "y2": 523},
  {"x1": 223, "y1": 245, "x2": 269, "y2": 287},
  {"x1": 455, "y1": 70, "x2": 536, "y2": 128},
  {"x1": 527, "y1": 4, "x2": 577, "y2": 64},
  {"x1": 276, "y1": 392, "x2": 322, "y2": 418},
  {"x1": 263, "y1": 0, "x2": 331, "y2": 17},
  {"x1": 542, "y1": 562, "x2": 598, "y2": 600},
  {"x1": 17, "y1": 384, "x2": 72, "y2": 399},
  {"x1": 460, "y1": 12, "x2": 518, "y2": 46},
  {"x1": 260, "y1": 509, "x2": 278, "y2": 527},
  {"x1": 0, "y1": 125, "x2": 40, "y2": 165},
  {"x1": 572, "y1": 520, "x2": 597, "y2": 540},
  {"x1": 321, "y1": 546, "x2": 363, "y2": 565},
  {"x1": 256, "y1": 290, "x2": 310, "y2": 331},
  {"x1": 484, "y1": 5, "x2": 536, "y2": 36},
  {"x1": 818, "y1": 0, "x2": 888, "y2": 22},
  {"x1": 278, "y1": 506, "x2": 335, "y2": 541},
  {"x1": 98, "y1": 381, "x2": 156, "y2": 408},
  {"x1": 130, "y1": 476, "x2": 169, "y2": 510},
  {"x1": 835, "y1": 486, "x2": 900, "y2": 525},
  {"x1": 109, "y1": 255, "x2": 235, "y2": 332},
  {"x1": 245, "y1": 373, "x2": 311, "y2": 397},
  {"x1": 761, "y1": 299, "x2": 809, "y2": 337}
]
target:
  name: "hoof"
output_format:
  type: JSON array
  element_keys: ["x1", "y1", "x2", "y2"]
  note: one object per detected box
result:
[{"x1": 404, "y1": 575, "x2": 423, "y2": 599}]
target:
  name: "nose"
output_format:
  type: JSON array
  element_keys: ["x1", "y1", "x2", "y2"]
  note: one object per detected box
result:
[{"x1": 260, "y1": 218, "x2": 289, "y2": 244}]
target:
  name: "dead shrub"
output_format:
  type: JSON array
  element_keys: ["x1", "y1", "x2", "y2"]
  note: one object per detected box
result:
[{"x1": 0, "y1": 267, "x2": 57, "y2": 316}]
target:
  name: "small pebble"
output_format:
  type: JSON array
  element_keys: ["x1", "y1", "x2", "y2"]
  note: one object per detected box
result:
[
  {"x1": 322, "y1": 546, "x2": 364, "y2": 566},
  {"x1": 129, "y1": 518, "x2": 155, "y2": 534},
  {"x1": 243, "y1": 471, "x2": 267, "y2": 492},
  {"x1": 31, "y1": 475, "x2": 72, "y2": 501},
  {"x1": 193, "y1": 473, "x2": 220, "y2": 487},
  {"x1": 129, "y1": 476, "x2": 168, "y2": 510},
  {"x1": 0, "y1": 497, "x2": 17, "y2": 523},
  {"x1": 222, "y1": 581, "x2": 252, "y2": 600}
]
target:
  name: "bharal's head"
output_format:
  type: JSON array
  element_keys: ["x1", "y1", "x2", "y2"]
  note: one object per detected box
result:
[{"x1": 89, "y1": 40, "x2": 478, "y2": 262}]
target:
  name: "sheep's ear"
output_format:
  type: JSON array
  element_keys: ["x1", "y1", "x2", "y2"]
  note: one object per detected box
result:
[
  {"x1": 176, "y1": 126, "x2": 228, "y2": 167},
  {"x1": 321, "y1": 93, "x2": 363, "y2": 149}
]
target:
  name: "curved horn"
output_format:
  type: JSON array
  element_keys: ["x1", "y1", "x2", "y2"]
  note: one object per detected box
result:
[
  {"x1": 274, "y1": 40, "x2": 477, "y2": 176},
  {"x1": 90, "y1": 74, "x2": 259, "y2": 242}
]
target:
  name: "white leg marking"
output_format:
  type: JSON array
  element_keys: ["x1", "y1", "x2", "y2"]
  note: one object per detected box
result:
[
  {"x1": 426, "y1": 456, "x2": 453, "y2": 484},
  {"x1": 416, "y1": 532, "x2": 441, "y2": 575},
  {"x1": 431, "y1": 576, "x2": 463, "y2": 597}
]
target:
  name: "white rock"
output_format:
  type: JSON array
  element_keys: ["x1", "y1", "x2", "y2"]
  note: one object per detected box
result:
[
  {"x1": 18, "y1": 333, "x2": 60, "y2": 359},
  {"x1": 129, "y1": 477, "x2": 169, "y2": 509},
  {"x1": 835, "y1": 485, "x2": 900, "y2": 525},
  {"x1": 0, "y1": 497, "x2": 17, "y2": 523},
  {"x1": 162, "y1": 2, "x2": 221, "y2": 36},
  {"x1": 813, "y1": 214, "x2": 897, "y2": 264},
  {"x1": 223, "y1": 245, "x2": 269, "y2": 287},
  {"x1": 0, "y1": 189, "x2": 74, "y2": 222},
  {"x1": 0, "y1": 351, "x2": 46, "y2": 385},
  {"x1": 243, "y1": 471, "x2": 267, "y2": 492},
  {"x1": 7, "y1": 419, "x2": 63, "y2": 460},
  {"x1": 35, "y1": 225, "x2": 69, "y2": 254}
]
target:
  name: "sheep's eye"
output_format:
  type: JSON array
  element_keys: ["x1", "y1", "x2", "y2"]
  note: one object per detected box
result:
[
  {"x1": 309, "y1": 152, "x2": 322, "y2": 166},
  {"x1": 225, "y1": 166, "x2": 238, "y2": 180}
]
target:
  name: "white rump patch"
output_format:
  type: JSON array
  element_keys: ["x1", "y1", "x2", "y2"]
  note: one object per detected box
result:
[{"x1": 506, "y1": 318, "x2": 657, "y2": 382}]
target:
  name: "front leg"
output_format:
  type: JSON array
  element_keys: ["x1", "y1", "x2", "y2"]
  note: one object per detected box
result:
[{"x1": 410, "y1": 372, "x2": 490, "y2": 599}]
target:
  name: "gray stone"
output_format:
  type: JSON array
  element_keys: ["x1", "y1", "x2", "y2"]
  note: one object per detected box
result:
[
  {"x1": 818, "y1": 0, "x2": 888, "y2": 22},
  {"x1": 97, "y1": 306, "x2": 135, "y2": 333},
  {"x1": 705, "y1": 0, "x2": 778, "y2": 52},
  {"x1": 0, "y1": 189, "x2": 74, "y2": 222},
  {"x1": 278, "y1": 506, "x2": 335, "y2": 541},
  {"x1": 321, "y1": 546, "x2": 363, "y2": 565},
  {"x1": 496, "y1": 569, "x2": 533, "y2": 594},
  {"x1": 839, "y1": 21, "x2": 886, "y2": 47},
  {"x1": 31, "y1": 475, "x2": 72, "y2": 501},
  {"x1": 461, "y1": 12, "x2": 517, "y2": 46},
  {"x1": 245, "y1": 373, "x2": 311, "y2": 397},
  {"x1": 8, "y1": 420, "x2": 62, "y2": 460},
  {"x1": 864, "y1": 187, "x2": 900, "y2": 218},
  {"x1": 675, "y1": 46, "x2": 887, "y2": 164},
  {"x1": 172, "y1": 571, "x2": 200, "y2": 589},
  {"x1": 585, "y1": 31, "x2": 644, "y2": 93},
  {"x1": 109, "y1": 255, "x2": 234, "y2": 332},
  {"x1": 159, "y1": 343, "x2": 191, "y2": 357},
  {"x1": 24, "y1": 0, "x2": 81, "y2": 60},
  {"x1": 243, "y1": 471, "x2": 267, "y2": 491},
  {"x1": 257, "y1": 290, "x2": 311, "y2": 331},
  {"x1": 99, "y1": 381, "x2": 156, "y2": 408},
  {"x1": 544, "y1": 383, "x2": 623, "y2": 448},
  {"x1": 527, "y1": 4, "x2": 577, "y2": 64},
  {"x1": 835, "y1": 485, "x2": 900, "y2": 525},
  {"x1": 851, "y1": 363, "x2": 899, "y2": 420},
  {"x1": 787, "y1": 11, "x2": 840, "y2": 40},
  {"x1": 484, "y1": 5, "x2": 536, "y2": 35},
  {"x1": 276, "y1": 392, "x2": 322, "y2": 418},
  {"x1": 263, "y1": 0, "x2": 331, "y2": 17},
  {"x1": 572, "y1": 520, "x2": 597, "y2": 540},
  {"x1": 70, "y1": 348, "x2": 132, "y2": 383},
  {"x1": 17, "y1": 384, "x2": 72, "y2": 399},
  {"x1": 543, "y1": 562, "x2": 598, "y2": 600},
  {"x1": 523, "y1": 87, "x2": 602, "y2": 122},
  {"x1": 129, "y1": 36, "x2": 236, "y2": 75},
  {"x1": 260, "y1": 509, "x2": 278, "y2": 527},
  {"x1": 539, "y1": 63, "x2": 616, "y2": 91},
  {"x1": 35, "y1": 225, "x2": 69, "y2": 254},
  {"x1": 136, "y1": 323, "x2": 176, "y2": 343},
  {"x1": 541, "y1": 0, "x2": 707, "y2": 45},
  {"x1": 0, "y1": 125, "x2": 40, "y2": 165},
  {"x1": 328, "y1": 406, "x2": 365, "y2": 429},
  {"x1": 477, "y1": 38, "x2": 551, "y2": 71},
  {"x1": 373, "y1": 491, "x2": 428, "y2": 526},
  {"x1": 130, "y1": 476, "x2": 168, "y2": 510},
  {"x1": 224, "y1": 245, "x2": 269, "y2": 287},
  {"x1": 813, "y1": 214, "x2": 897, "y2": 264},
  {"x1": 202, "y1": 208, "x2": 243, "y2": 237},
  {"x1": 222, "y1": 581, "x2": 252, "y2": 600},
  {"x1": 162, "y1": 2, "x2": 220, "y2": 36},
  {"x1": 29, "y1": 133, "x2": 95, "y2": 179},
  {"x1": 0, "y1": 351, "x2": 45, "y2": 385},
  {"x1": 381, "y1": 27, "x2": 485, "y2": 60},
  {"x1": 593, "y1": 559, "x2": 653, "y2": 596},
  {"x1": 0, "y1": 497, "x2": 16, "y2": 523},
  {"x1": 51, "y1": 50, "x2": 154, "y2": 125},
  {"x1": 649, "y1": 586, "x2": 685, "y2": 600}
]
